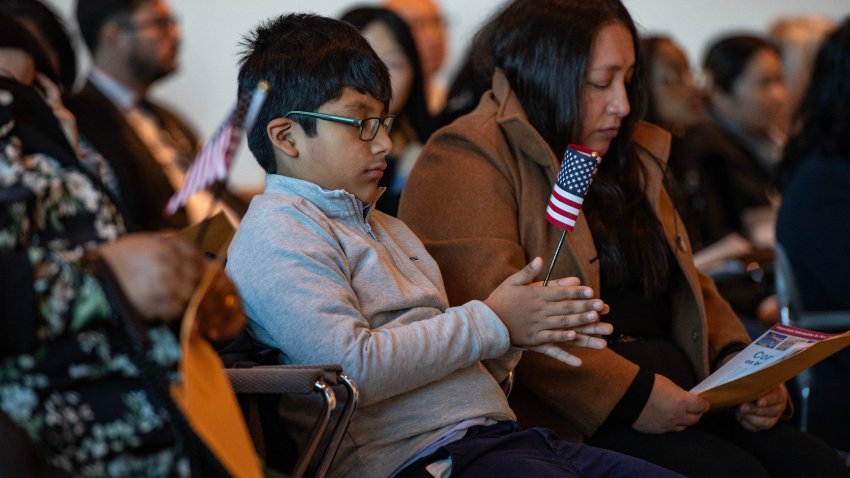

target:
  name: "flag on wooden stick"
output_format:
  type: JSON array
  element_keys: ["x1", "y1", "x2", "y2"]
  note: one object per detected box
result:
[
  {"x1": 165, "y1": 81, "x2": 268, "y2": 216},
  {"x1": 542, "y1": 144, "x2": 601, "y2": 285},
  {"x1": 545, "y1": 144, "x2": 601, "y2": 231}
]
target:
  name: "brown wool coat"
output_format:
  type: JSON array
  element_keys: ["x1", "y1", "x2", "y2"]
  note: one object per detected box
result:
[{"x1": 399, "y1": 71, "x2": 750, "y2": 440}]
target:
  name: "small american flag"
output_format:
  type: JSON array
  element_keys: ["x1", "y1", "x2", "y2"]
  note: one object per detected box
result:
[
  {"x1": 164, "y1": 81, "x2": 268, "y2": 216},
  {"x1": 545, "y1": 144, "x2": 601, "y2": 231}
]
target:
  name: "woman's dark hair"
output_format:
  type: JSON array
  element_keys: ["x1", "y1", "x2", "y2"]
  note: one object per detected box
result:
[
  {"x1": 341, "y1": 6, "x2": 434, "y2": 143},
  {"x1": 434, "y1": 49, "x2": 492, "y2": 129},
  {"x1": 475, "y1": 0, "x2": 646, "y2": 158},
  {"x1": 1, "y1": 0, "x2": 77, "y2": 91},
  {"x1": 703, "y1": 34, "x2": 780, "y2": 94},
  {"x1": 777, "y1": 18, "x2": 850, "y2": 188},
  {"x1": 435, "y1": 19, "x2": 502, "y2": 130},
  {"x1": 237, "y1": 13, "x2": 392, "y2": 173},
  {"x1": 476, "y1": 0, "x2": 668, "y2": 296}
]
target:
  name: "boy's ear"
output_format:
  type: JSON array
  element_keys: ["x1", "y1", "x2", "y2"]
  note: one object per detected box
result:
[{"x1": 267, "y1": 117, "x2": 299, "y2": 158}]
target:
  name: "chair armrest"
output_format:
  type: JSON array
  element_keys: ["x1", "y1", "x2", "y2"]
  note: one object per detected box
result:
[
  {"x1": 224, "y1": 362, "x2": 358, "y2": 478},
  {"x1": 257, "y1": 363, "x2": 345, "y2": 385},
  {"x1": 226, "y1": 366, "x2": 326, "y2": 394},
  {"x1": 796, "y1": 311, "x2": 850, "y2": 332}
]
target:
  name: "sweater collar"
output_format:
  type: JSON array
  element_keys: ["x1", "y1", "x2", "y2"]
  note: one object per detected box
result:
[{"x1": 264, "y1": 174, "x2": 384, "y2": 221}]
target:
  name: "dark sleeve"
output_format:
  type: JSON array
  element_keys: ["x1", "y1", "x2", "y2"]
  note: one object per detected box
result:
[
  {"x1": 0, "y1": 249, "x2": 37, "y2": 357},
  {"x1": 603, "y1": 368, "x2": 656, "y2": 427},
  {"x1": 0, "y1": 164, "x2": 38, "y2": 357},
  {"x1": 777, "y1": 160, "x2": 850, "y2": 310},
  {"x1": 1, "y1": 138, "x2": 113, "y2": 354},
  {"x1": 697, "y1": 150, "x2": 749, "y2": 237},
  {"x1": 712, "y1": 341, "x2": 749, "y2": 371}
]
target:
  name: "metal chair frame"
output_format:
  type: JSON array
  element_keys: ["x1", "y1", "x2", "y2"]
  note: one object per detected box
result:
[
  {"x1": 225, "y1": 364, "x2": 358, "y2": 478},
  {"x1": 774, "y1": 242, "x2": 850, "y2": 432}
]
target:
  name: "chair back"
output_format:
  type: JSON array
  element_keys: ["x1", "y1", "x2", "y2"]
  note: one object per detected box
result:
[
  {"x1": 774, "y1": 242, "x2": 850, "y2": 434},
  {"x1": 775, "y1": 242, "x2": 803, "y2": 326},
  {"x1": 775, "y1": 242, "x2": 850, "y2": 331}
]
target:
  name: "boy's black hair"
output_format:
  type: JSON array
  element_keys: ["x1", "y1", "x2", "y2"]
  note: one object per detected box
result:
[{"x1": 237, "y1": 13, "x2": 393, "y2": 173}]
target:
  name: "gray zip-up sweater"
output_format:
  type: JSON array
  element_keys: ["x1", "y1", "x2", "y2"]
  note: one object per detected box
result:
[{"x1": 226, "y1": 175, "x2": 518, "y2": 478}]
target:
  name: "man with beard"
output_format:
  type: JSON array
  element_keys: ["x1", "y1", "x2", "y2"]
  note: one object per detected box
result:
[{"x1": 68, "y1": 0, "x2": 245, "y2": 231}]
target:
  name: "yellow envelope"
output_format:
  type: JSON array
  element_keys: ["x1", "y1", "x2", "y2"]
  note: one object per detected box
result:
[
  {"x1": 175, "y1": 211, "x2": 237, "y2": 255},
  {"x1": 698, "y1": 330, "x2": 850, "y2": 409},
  {"x1": 170, "y1": 245, "x2": 262, "y2": 478}
]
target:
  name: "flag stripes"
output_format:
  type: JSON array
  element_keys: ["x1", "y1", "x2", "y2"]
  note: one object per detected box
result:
[
  {"x1": 544, "y1": 144, "x2": 600, "y2": 231},
  {"x1": 165, "y1": 81, "x2": 268, "y2": 216}
]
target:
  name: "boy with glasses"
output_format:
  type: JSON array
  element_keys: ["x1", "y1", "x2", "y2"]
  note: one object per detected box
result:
[{"x1": 226, "y1": 13, "x2": 679, "y2": 478}]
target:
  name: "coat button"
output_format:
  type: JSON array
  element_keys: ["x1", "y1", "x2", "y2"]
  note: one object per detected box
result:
[
  {"x1": 677, "y1": 235, "x2": 688, "y2": 252},
  {"x1": 692, "y1": 331, "x2": 699, "y2": 341}
]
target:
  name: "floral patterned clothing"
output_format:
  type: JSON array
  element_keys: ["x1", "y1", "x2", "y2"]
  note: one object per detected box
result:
[{"x1": 0, "y1": 80, "x2": 190, "y2": 477}]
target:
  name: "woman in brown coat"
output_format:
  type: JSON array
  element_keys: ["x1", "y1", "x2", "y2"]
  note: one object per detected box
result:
[{"x1": 399, "y1": 0, "x2": 848, "y2": 476}]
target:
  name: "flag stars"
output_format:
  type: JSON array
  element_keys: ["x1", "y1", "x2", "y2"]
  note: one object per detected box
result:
[{"x1": 546, "y1": 145, "x2": 602, "y2": 232}]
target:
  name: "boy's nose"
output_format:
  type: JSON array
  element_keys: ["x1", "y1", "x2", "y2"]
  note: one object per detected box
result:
[{"x1": 372, "y1": 126, "x2": 393, "y2": 155}]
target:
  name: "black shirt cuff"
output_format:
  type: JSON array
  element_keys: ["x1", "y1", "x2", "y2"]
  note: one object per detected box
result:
[
  {"x1": 712, "y1": 341, "x2": 749, "y2": 371},
  {"x1": 605, "y1": 367, "x2": 656, "y2": 427}
]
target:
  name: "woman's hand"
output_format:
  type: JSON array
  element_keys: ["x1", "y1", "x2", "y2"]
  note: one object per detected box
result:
[
  {"x1": 98, "y1": 234, "x2": 203, "y2": 321},
  {"x1": 735, "y1": 383, "x2": 787, "y2": 431},
  {"x1": 633, "y1": 374, "x2": 710, "y2": 434}
]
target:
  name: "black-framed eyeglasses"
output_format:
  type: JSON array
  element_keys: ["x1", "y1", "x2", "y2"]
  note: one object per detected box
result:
[
  {"x1": 284, "y1": 111, "x2": 395, "y2": 141},
  {"x1": 119, "y1": 14, "x2": 180, "y2": 32}
]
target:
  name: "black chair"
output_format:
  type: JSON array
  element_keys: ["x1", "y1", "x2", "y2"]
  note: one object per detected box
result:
[
  {"x1": 218, "y1": 333, "x2": 358, "y2": 478},
  {"x1": 774, "y1": 242, "x2": 850, "y2": 433}
]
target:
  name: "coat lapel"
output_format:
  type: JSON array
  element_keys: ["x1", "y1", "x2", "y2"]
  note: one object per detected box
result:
[{"x1": 492, "y1": 71, "x2": 601, "y2": 291}]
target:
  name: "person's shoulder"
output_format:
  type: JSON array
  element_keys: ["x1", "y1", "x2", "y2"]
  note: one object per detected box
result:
[
  {"x1": 370, "y1": 208, "x2": 422, "y2": 241},
  {"x1": 230, "y1": 191, "x2": 345, "y2": 269},
  {"x1": 787, "y1": 155, "x2": 850, "y2": 192},
  {"x1": 679, "y1": 120, "x2": 738, "y2": 154},
  {"x1": 242, "y1": 190, "x2": 331, "y2": 233},
  {"x1": 420, "y1": 94, "x2": 514, "y2": 174},
  {"x1": 66, "y1": 80, "x2": 98, "y2": 101},
  {"x1": 65, "y1": 81, "x2": 110, "y2": 113},
  {"x1": 800, "y1": 155, "x2": 850, "y2": 173},
  {"x1": 146, "y1": 99, "x2": 189, "y2": 123},
  {"x1": 146, "y1": 99, "x2": 199, "y2": 140},
  {"x1": 430, "y1": 90, "x2": 500, "y2": 142},
  {"x1": 633, "y1": 121, "x2": 672, "y2": 164},
  {"x1": 65, "y1": 82, "x2": 128, "y2": 140}
]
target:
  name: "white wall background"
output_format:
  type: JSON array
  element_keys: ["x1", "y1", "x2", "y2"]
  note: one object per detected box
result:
[{"x1": 44, "y1": 0, "x2": 850, "y2": 189}]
